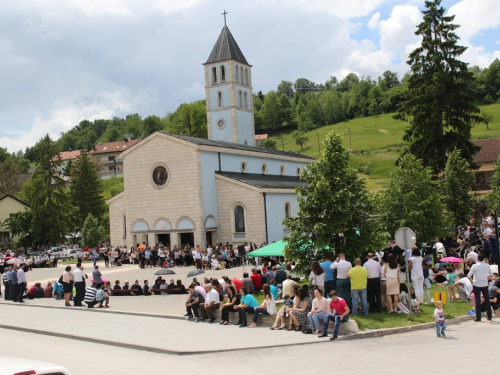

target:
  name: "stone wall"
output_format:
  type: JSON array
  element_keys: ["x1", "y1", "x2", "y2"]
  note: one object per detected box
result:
[{"x1": 215, "y1": 176, "x2": 266, "y2": 245}]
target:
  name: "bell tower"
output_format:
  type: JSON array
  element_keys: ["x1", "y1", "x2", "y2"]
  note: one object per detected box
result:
[{"x1": 203, "y1": 15, "x2": 255, "y2": 146}]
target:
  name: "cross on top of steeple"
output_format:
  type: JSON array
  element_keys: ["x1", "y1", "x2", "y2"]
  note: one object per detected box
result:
[{"x1": 222, "y1": 10, "x2": 228, "y2": 26}]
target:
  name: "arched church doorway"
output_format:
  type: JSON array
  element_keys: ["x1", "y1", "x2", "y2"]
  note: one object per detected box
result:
[
  {"x1": 156, "y1": 234, "x2": 170, "y2": 247},
  {"x1": 179, "y1": 233, "x2": 194, "y2": 248}
]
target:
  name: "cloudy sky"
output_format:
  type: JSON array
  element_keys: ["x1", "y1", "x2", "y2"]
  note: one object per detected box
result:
[{"x1": 1, "y1": 0, "x2": 499, "y2": 152}]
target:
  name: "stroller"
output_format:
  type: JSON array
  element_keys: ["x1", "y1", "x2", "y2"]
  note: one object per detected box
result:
[{"x1": 53, "y1": 280, "x2": 64, "y2": 300}]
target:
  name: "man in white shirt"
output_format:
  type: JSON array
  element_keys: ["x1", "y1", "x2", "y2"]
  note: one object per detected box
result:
[
  {"x1": 468, "y1": 254, "x2": 493, "y2": 321},
  {"x1": 465, "y1": 248, "x2": 479, "y2": 263},
  {"x1": 73, "y1": 263, "x2": 86, "y2": 307},
  {"x1": 199, "y1": 284, "x2": 220, "y2": 323},
  {"x1": 409, "y1": 246, "x2": 424, "y2": 303},
  {"x1": 331, "y1": 253, "x2": 352, "y2": 308},
  {"x1": 482, "y1": 224, "x2": 493, "y2": 237},
  {"x1": 17, "y1": 264, "x2": 27, "y2": 303},
  {"x1": 454, "y1": 277, "x2": 472, "y2": 302},
  {"x1": 364, "y1": 253, "x2": 382, "y2": 313}
]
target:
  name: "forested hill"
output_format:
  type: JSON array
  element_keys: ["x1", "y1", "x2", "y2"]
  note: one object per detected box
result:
[{"x1": 18, "y1": 58, "x2": 500, "y2": 162}]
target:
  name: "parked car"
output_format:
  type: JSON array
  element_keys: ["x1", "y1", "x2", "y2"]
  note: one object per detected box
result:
[
  {"x1": 57, "y1": 249, "x2": 78, "y2": 261},
  {"x1": 47, "y1": 247, "x2": 67, "y2": 255},
  {"x1": 0, "y1": 356, "x2": 72, "y2": 375}
]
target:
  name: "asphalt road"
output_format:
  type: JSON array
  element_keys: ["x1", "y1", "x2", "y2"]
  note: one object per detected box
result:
[{"x1": 0, "y1": 320, "x2": 496, "y2": 375}]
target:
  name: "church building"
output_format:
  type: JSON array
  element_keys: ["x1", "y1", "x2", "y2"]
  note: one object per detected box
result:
[{"x1": 107, "y1": 24, "x2": 314, "y2": 249}]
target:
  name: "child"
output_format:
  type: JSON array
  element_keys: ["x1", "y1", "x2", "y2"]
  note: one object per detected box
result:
[
  {"x1": 397, "y1": 283, "x2": 410, "y2": 314},
  {"x1": 434, "y1": 301, "x2": 446, "y2": 338},
  {"x1": 445, "y1": 267, "x2": 457, "y2": 302},
  {"x1": 410, "y1": 286, "x2": 421, "y2": 313},
  {"x1": 282, "y1": 294, "x2": 293, "y2": 317}
]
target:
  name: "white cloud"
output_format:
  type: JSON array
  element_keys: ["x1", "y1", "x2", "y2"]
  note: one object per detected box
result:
[
  {"x1": 368, "y1": 12, "x2": 381, "y2": 30},
  {"x1": 448, "y1": 0, "x2": 500, "y2": 66}
]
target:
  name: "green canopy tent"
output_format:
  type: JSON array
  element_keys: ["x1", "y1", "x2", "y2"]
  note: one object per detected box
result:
[{"x1": 246, "y1": 240, "x2": 286, "y2": 257}]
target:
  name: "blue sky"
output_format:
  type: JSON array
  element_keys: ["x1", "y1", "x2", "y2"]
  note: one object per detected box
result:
[{"x1": 0, "y1": 0, "x2": 498, "y2": 152}]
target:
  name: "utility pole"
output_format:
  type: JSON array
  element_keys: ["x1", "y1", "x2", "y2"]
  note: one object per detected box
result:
[
  {"x1": 281, "y1": 133, "x2": 284, "y2": 151},
  {"x1": 317, "y1": 133, "x2": 321, "y2": 155},
  {"x1": 348, "y1": 128, "x2": 352, "y2": 151}
]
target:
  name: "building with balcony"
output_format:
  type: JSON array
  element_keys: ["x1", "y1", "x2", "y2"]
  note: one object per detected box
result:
[
  {"x1": 90, "y1": 139, "x2": 141, "y2": 180},
  {"x1": 470, "y1": 138, "x2": 500, "y2": 194}
]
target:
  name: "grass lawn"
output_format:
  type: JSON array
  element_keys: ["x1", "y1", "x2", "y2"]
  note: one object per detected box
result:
[
  {"x1": 352, "y1": 284, "x2": 471, "y2": 331},
  {"x1": 270, "y1": 102, "x2": 500, "y2": 191}
]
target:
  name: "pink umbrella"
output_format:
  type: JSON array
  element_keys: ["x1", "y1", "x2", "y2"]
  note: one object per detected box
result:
[
  {"x1": 90, "y1": 278, "x2": 107, "y2": 284},
  {"x1": 439, "y1": 257, "x2": 464, "y2": 263},
  {"x1": 7, "y1": 258, "x2": 22, "y2": 265}
]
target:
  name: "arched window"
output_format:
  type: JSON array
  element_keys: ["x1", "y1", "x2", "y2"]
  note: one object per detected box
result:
[
  {"x1": 245, "y1": 69, "x2": 248, "y2": 84},
  {"x1": 221, "y1": 65, "x2": 226, "y2": 82},
  {"x1": 238, "y1": 91, "x2": 243, "y2": 107},
  {"x1": 212, "y1": 67, "x2": 217, "y2": 84},
  {"x1": 240, "y1": 67, "x2": 243, "y2": 83},
  {"x1": 217, "y1": 92, "x2": 223, "y2": 107},
  {"x1": 235, "y1": 65, "x2": 239, "y2": 81},
  {"x1": 234, "y1": 206, "x2": 245, "y2": 233},
  {"x1": 244, "y1": 92, "x2": 248, "y2": 108},
  {"x1": 285, "y1": 202, "x2": 291, "y2": 219}
]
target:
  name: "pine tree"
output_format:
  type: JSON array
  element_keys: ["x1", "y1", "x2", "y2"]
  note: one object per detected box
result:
[
  {"x1": 394, "y1": 0, "x2": 482, "y2": 173},
  {"x1": 283, "y1": 131, "x2": 380, "y2": 269},
  {"x1": 82, "y1": 213, "x2": 105, "y2": 248},
  {"x1": 69, "y1": 149, "x2": 106, "y2": 230},
  {"x1": 441, "y1": 149, "x2": 475, "y2": 230},
  {"x1": 379, "y1": 154, "x2": 446, "y2": 242},
  {"x1": 22, "y1": 135, "x2": 69, "y2": 246}
]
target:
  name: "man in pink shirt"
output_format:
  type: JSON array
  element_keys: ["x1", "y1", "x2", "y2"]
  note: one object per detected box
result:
[{"x1": 319, "y1": 290, "x2": 350, "y2": 341}]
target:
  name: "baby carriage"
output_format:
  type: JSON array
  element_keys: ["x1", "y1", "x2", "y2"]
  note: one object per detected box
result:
[{"x1": 53, "y1": 280, "x2": 64, "y2": 300}]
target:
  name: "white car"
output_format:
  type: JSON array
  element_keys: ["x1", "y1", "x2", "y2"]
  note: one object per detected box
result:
[
  {"x1": 57, "y1": 249, "x2": 78, "y2": 261},
  {"x1": 0, "y1": 356, "x2": 72, "y2": 375}
]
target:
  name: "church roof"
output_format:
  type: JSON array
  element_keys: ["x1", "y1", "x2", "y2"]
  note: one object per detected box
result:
[
  {"x1": 205, "y1": 26, "x2": 249, "y2": 65},
  {"x1": 216, "y1": 171, "x2": 308, "y2": 190},
  {"x1": 162, "y1": 132, "x2": 315, "y2": 160}
]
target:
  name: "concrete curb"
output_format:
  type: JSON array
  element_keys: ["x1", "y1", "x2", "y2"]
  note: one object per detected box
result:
[{"x1": 341, "y1": 315, "x2": 473, "y2": 341}]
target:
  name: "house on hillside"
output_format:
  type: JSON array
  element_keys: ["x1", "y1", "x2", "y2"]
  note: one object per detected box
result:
[
  {"x1": 53, "y1": 150, "x2": 81, "y2": 181},
  {"x1": 0, "y1": 195, "x2": 30, "y2": 247},
  {"x1": 90, "y1": 139, "x2": 141, "y2": 180},
  {"x1": 470, "y1": 138, "x2": 500, "y2": 194}
]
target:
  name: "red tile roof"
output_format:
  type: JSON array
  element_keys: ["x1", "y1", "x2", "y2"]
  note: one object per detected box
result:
[
  {"x1": 52, "y1": 150, "x2": 80, "y2": 161},
  {"x1": 471, "y1": 138, "x2": 500, "y2": 164},
  {"x1": 90, "y1": 139, "x2": 141, "y2": 155}
]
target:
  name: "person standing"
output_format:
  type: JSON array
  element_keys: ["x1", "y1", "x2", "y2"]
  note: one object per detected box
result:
[
  {"x1": 62, "y1": 265, "x2": 74, "y2": 307},
  {"x1": 364, "y1": 253, "x2": 382, "y2": 313},
  {"x1": 73, "y1": 263, "x2": 86, "y2": 307},
  {"x1": 321, "y1": 254, "x2": 335, "y2": 297},
  {"x1": 347, "y1": 258, "x2": 369, "y2": 316},
  {"x1": 194, "y1": 248, "x2": 202, "y2": 269},
  {"x1": 331, "y1": 253, "x2": 352, "y2": 309},
  {"x1": 17, "y1": 264, "x2": 27, "y2": 303},
  {"x1": 468, "y1": 254, "x2": 493, "y2": 322},
  {"x1": 92, "y1": 265, "x2": 103, "y2": 288},
  {"x1": 11, "y1": 265, "x2": 19, "y2": 302},
  {"x1": 77, "y1": 249, "x2": 83, "y2": 264},
  {"x1": 409, "y1": 246, "x2": 424, "y2": 303},
  {"x1": 3, "y1": 266, "x2": 12, "y2": 300},
  {"x1": 92, "y1": 248, "x2": 98, "y2": 268}
]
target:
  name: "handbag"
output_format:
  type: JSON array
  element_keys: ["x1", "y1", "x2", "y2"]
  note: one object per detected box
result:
[{"x1": 398, "y1": 270, "x2": 406, "y2": 284}]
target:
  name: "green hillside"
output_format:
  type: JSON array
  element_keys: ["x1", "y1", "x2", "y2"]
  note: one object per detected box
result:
[{"x1": 274, "y1": 103, "x2": 500, "y2": 190}]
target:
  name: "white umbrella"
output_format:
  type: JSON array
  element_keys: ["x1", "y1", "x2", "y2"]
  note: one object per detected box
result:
[{"x1": 7, "y1": 258, "x2": 23, "y2": 265}]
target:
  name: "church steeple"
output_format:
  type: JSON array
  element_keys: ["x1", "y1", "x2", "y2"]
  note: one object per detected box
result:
[
  {"x1": 205, "y1": 26, "x2": 249, "y2": 66},
  {"x1": 204, "y1": 23, "x2": 255, "y2": 146}
]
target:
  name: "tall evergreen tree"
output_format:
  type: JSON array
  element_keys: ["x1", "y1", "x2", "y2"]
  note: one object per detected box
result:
[
  {"x1": 283, "y1": 132, "x2": 379, "y2": 268},
  {"x1": 22, "y1": 135, "x2": 68, "y2": 246},
  {"x1": 394, "y1": 0, "x2": 482, "y2": 173},
  {"x1": 69, "y1": 149, "x2": 106, "y2": 230}
]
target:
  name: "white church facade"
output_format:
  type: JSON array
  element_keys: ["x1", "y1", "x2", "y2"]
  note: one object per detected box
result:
[{"x1": 107, "y1": 25, "x2": 314, "y2": 249}]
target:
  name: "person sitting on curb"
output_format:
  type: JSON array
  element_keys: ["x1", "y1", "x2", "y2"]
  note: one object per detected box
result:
[
  {"x1": 319, "y1": 290, "x2": 350, "y2": 341},
  {"x1": 185, "y1": 284, "x2": 205, "y2": 321},
  {"x1": 84, "y1": 282, "x2": 99, "y2": 308},
  {"x1": 234, "y1": 287, "x2": 259, "y2": 328},
  {"x1": 248, "y1": 284, "x2": 277, "y2": 328},
  {"x1": 199, "y1": 284, "x2": 220, "y2": 323}
]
